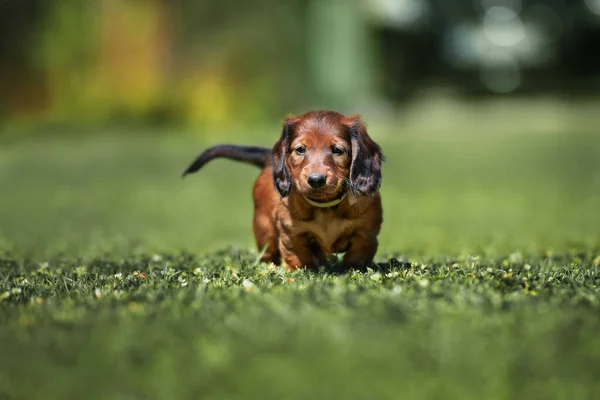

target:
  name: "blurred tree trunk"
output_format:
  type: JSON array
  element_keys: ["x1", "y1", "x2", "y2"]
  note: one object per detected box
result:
[{"x1": 307, "y1": 0, "x2": 373, "y2": 111}]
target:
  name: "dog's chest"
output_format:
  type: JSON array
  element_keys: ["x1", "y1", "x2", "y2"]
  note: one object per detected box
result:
[{"x1": 295, "y1": 212, "x2": 353, "y2": 253}]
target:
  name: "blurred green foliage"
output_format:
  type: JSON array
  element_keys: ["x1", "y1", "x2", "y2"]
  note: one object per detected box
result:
[{"x1": 1, "y1": 0, "x2": 309, "y2": 128}]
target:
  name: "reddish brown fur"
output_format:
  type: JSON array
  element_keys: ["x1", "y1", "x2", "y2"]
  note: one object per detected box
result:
[{"x1": 253, "y1": 110, "x2": 384, "y2": 270}]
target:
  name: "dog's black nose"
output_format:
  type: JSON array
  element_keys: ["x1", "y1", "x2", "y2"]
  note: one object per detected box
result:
[{"x1": 307, "y1": 173, "x2": 326, "y2": 188}]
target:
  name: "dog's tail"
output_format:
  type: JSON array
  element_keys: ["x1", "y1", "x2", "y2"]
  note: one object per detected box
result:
[{"x1": 181, "y1": 145, "x2": 271, "y2": 177}]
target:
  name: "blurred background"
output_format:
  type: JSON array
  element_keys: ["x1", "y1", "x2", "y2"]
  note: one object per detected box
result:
[
  {"x1": 3, "y1": 0, "x2": 600, "y2": 126},
  {"x1": 0, "y1": 0, "x2": 599, "y2": 257}
]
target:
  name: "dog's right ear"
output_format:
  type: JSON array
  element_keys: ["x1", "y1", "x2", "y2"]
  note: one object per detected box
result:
[{"x1": 272, "y1": 117, "x2": 298, "y2": 197}]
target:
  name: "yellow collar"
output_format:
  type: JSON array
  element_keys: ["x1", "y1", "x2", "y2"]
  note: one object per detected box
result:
[{"x1": 302, "y1": 192, "x2": 350, "y2": 208}]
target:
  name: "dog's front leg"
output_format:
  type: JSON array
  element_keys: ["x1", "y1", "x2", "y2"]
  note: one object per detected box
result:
[
  {"x1": 342, "y1": 232, "x2": 378, "y2": 270},
  {"x1": 279, "y1": 233, "x2": 319, "y2": 270}
]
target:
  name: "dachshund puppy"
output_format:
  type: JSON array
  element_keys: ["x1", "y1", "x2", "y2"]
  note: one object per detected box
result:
[{"x1": 182, "y1": 110, "x2": 384, "y2": 270}]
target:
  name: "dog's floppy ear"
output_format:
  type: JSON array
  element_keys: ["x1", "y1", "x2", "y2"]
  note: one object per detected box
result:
[
  {"x1": 345, "y1": 115, "x2": 384, "y2": 196},
  {"x1": 272, "y1": 116, "x2": 298, "y2": 197}
]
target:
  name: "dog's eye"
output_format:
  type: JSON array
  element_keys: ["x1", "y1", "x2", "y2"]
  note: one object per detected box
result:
[
  {"x1": 331, "y1": 146, "x2": 344, "y2": 155},
  {"x1": 295, "y1": 146, "x2": 306, "y2": 155}
]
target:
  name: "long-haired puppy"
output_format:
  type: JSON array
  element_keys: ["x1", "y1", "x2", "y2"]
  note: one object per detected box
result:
[{"x1": 182, "y1": 110, "x2": 384, "y2": 270}]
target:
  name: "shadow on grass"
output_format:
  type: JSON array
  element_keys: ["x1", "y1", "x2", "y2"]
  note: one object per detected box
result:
[{"x1": 321, "y1": 257, "x2": 413, "y2": 275}]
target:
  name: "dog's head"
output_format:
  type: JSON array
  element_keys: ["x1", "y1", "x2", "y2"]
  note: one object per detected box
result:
[{"x1": 272, "y1": 110, "x2": 383, "y2": 202}]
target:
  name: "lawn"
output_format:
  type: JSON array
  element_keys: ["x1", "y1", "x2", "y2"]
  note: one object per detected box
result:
[{"x1": 1, "y1": 114, "x2": 599, "y2": 399}]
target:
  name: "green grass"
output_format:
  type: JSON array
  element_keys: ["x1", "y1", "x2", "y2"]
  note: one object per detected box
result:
[
  {"x1": 1, "y1": 121, "x2": 599, "y2": 399},
  {"x1": 2, "y1": 251, "x2": 600, "y2": 399}
]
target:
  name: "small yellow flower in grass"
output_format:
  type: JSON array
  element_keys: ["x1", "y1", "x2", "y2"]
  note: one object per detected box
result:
[
  {"x1": 288, "y1": 278, "x2": 295, "y2": 284},
  {"x1": 133, "y1": 271, "x2": 147, "y2": 280},
  {"x1": 594, "y1": 256, "x2": 600, "y2": 267},
  {"x1": 262, "y1": 262, "x2": 278, "y2": 275},
  {"x1": 94, "y1": 288, "x2": 102, "y2": 299}
]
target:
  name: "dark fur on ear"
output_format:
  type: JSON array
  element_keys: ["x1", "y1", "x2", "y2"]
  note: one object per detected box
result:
[
  {"x1": 347, "y1": 117, "x2": 384, "y2": 196},
  {"x1": 271, "y1": 117, "x2": 298, "y2": 197}
]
